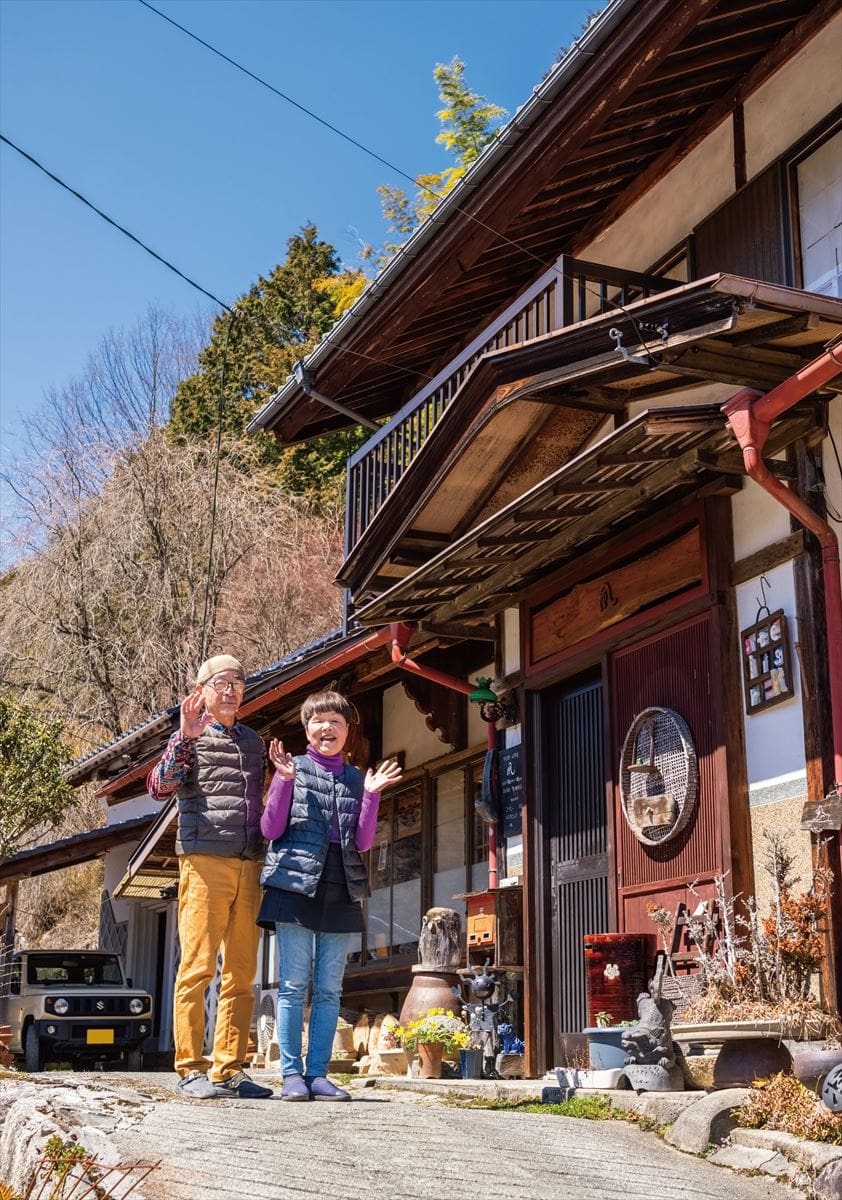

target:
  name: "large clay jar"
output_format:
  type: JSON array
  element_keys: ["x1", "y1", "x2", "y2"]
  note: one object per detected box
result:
[
  {"x1": 398, "y1": 966, "x2": 462, "y2": 1026},
  {"x1": 417, "y1": 1042, "x2": 443, "y2": 1079}
]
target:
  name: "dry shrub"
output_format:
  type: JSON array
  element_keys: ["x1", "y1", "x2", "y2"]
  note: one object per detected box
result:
[
  {"x1": 18, "y1": 860, "x2": 104, "y2": 950},
  {"x1": 736, "y1": 1072, "x2": 842, "y2": 1145}
]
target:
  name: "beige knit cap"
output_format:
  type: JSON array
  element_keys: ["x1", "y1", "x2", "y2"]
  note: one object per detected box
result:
[{"x1": 196, "y1": 654, "x2": 245, "y2": 685}]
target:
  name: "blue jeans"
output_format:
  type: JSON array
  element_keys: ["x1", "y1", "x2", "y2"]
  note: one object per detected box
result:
[{"x1": 275, "y1": 923, "x2": 351, "y2": 1078}]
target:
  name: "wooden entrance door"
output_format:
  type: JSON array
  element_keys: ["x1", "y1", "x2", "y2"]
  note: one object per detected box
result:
[{"x1": 545, "y1": 676, "x2": 610, "y2": 1056}]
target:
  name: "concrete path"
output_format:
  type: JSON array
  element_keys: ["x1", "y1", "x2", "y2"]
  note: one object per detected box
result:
[{"x1": 91, "y1": 1072, "x2": 794, "y2": 1200}]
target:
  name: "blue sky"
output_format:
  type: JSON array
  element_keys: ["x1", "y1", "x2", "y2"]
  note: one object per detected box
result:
[{"x1": 1, "y1": 0, "x2": 598, "y2": 468}]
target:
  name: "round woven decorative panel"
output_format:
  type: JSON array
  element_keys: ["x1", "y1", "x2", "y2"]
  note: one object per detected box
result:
[{"x1": 619, "y1": 707, "x2": 698, "y2": 846}]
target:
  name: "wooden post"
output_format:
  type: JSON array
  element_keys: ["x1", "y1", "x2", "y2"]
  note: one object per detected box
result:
[{"x1": 790, "y1": 441, "x2": 841, "y2": 1012}]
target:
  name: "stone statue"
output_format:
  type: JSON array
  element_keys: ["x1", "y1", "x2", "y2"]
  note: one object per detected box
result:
[
  {"x1": 621, "y1": 992, "x2": 676, "y2": 1069},
  {"x1": 418, "y1": 907, "x2": 462, "y2": 970}
]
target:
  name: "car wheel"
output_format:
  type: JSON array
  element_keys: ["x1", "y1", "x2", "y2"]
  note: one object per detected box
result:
[
  {"x1": 124, "y1": 1046, "x2": 143, "y2": 1072},
  {"x1": 24, "y1": 1025, "x2": 44, "y2": 1073}
]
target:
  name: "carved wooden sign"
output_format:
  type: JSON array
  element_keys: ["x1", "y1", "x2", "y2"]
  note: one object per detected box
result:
[{"x1": 531, "y1": 525, "x2": 701, "y2": 662}]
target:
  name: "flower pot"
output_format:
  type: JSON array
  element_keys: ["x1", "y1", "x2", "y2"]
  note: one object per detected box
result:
[
  {"x1": 331, "y1": 1025, "x2": 355, "y2": 1057},
  {"x1": 416, "y1": 1042, "x2": 444, "y2": 1079},
  {"x1": 791, "y1": 1046, "x2": 842, "y2": 1092},
  {"x1": 583, "y1": 1026, "x2": 627, "y2": 1069},
  {"x1": 377, "y1": 1048, "x2": 409, "y2": 1076},
  {"x1": 460, "y1": 1048, "x2": 484, "y2": 1079}
]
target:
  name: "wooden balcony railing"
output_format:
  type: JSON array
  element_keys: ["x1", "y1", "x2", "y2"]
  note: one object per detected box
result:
[{"x1": 344, "y1": 256, "x2": 676, "y2": 556}]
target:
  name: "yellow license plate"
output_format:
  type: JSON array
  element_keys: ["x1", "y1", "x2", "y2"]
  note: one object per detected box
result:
[{"x1": 86, "y1": 1029, "x2": 114, "y2": 1045}]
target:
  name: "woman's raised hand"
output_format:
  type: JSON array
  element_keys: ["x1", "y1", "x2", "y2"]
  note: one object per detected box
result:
[
  {"x1": 179, "y1": 687, "x2": 208, "y2": 739},
  {"x1": 269, "y1": 738, "x2": 296, "y2": 780},
  {"x1": 365, "y1": 757, "x2": 403, "y2": 793}
]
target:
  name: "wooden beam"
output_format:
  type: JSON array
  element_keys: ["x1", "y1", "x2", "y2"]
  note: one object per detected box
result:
[
  {"x1": 572, "y1": 0, "x2": 840, "y2": 254},
  {"x1": 430, "y1": 445, "x2": 714, "y2": 624},
  {"x1": 730, "y1": 530, "x2": 805, "y2": 586},
  {"x1": 725, "y1": 311, "x2": 820, "y2": 347}
]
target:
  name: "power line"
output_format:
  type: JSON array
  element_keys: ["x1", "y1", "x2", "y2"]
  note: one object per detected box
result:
[
  {"x1": 0, "y1": 133, "x2": 431, "y2": 383},
  {"x1": 136, "y1": 0, "x2": 662, "y2": 365},
  {"x1": 1, "y1": 134, "x2": 232, "y2": 312}
]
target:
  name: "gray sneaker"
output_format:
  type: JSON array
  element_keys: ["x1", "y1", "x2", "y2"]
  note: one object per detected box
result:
[{"x1": 177, "y1": 1071, "x2": 218, "y2": 1099}]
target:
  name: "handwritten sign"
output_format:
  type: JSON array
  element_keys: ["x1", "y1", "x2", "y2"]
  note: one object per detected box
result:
[{"x1": 499, "y1": 745, "x2": 523, "y2": 838}]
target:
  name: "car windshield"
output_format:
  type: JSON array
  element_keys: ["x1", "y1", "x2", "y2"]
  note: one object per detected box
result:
[{"x1": 25, "y1": 953, "x2": 123, "y2": 987}]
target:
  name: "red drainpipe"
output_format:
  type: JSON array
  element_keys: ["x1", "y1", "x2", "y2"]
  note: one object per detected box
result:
[
  {"x1": 722, "y1": 343, "x2": 842, "y2": 794},
  {"x1": 391, "y1": 622, "x2": 499, "y2": 887}
]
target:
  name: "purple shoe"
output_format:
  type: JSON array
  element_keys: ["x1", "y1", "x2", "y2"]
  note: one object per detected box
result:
[
  {"x1": 306, "y1": 1075, "x2": 351, "y2": 1101},
  {"x1": 281, "y1": 1073, "x2": 311, "y2": 1102}
]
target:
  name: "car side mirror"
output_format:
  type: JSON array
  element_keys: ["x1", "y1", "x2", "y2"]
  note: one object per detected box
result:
[{"x1": 126, "y1": 977, "x2": 133, "y2": 987}]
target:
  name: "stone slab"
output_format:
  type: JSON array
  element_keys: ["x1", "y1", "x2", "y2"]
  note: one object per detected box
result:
[
  {"x1": 709, "y1": 1144, "x2": 794, "y2": 1176},
  {"x1": 666, "y1": 1087, "x2": 751, "y2": 1154},
  {"x1": 732, "y1": 1127, "x2": 842, "y2": 1173}
]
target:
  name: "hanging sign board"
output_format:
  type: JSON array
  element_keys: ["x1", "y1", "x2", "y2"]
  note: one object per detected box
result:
[
  {"x1": 740, "y1": 607, "x2": 793, "y2": 715},
  {"x1": 499, "y1": 745, "x2": 523, "y2": 838}
]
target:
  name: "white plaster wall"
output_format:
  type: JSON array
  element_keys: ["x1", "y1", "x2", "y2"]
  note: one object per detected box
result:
[
  {"x1": 503, "y1": 608, "x2": 520, "y2": 677},
  {"x1": 824, "y1": 396, "x2": 842, "y2": 596},
  {"x1": 103, "y1": 843, "x2": 138, "y2": 925},
  {"x1": 744, "y1": 15, "x2": 842, "y2": 181},
  {"x1": 731, "y1": 462, "x2": 792, "y2": 560},
  {"x1": 104, "y1": 792, "x2": 161, "y2": 824},
  {"x1": 580, "y1": 118, "x2": 733, "y2": 270},
  {"x1": 735, "y1": 560, "x2": 805, "y2": 788},
  {"x1": 381, "y1": 680, "x2": 453, "y2": 767}
]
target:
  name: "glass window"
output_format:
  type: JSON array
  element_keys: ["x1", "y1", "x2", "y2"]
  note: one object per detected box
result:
[
  {"x1": 471, "y1": 762, "x2": 490, "y2": 893},
  {"x1": 366, "y1": 782, "x2": 422, "y2": 961},
  {"x1": 25, "y1": 953, "x2": 123, "y2": 986},
  {"x1": 434, "y1": 769, "x2": 467, "y2": 915},
  {"x1": 797, "y1": 130, "x2": 842, "y2": 297}
]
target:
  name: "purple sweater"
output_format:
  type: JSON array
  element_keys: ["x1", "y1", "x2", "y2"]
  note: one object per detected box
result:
[{"x1": 261, "y1": 746, "x2": 381, "y2": 852}]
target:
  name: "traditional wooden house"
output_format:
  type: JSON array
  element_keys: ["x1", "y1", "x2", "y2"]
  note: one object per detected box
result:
[
  {"x1": 5, "y1": 0, "x2": 839, "y2": 1078},
  {"x1": 248, "y1": 0, "x2": 842, "y2": 1075}
]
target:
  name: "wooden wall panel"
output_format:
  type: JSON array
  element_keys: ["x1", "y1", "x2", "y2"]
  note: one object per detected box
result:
[{"x1": 609, "y1": 614, "x2": 725, "y2": 923}]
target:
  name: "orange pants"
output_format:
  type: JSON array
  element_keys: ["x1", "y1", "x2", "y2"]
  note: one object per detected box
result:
[{"x1": 173, "y1": 853, "x2": 262, "y2": 1080}]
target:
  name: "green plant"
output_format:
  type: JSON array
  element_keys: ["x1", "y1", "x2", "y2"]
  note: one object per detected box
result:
[
  {"x1": 594, "y1": 1011, "x2": 613, "y2": 1028},
  {"x1": 736, "y1": 1072, "x2": 842, "y2": 1144},
  {"x1": 41, "y1": 1135, "x2": 99, "y2": 1199},
  {"x1": 396, "y1": 1007, "x2": 470, "y2": 1054}
]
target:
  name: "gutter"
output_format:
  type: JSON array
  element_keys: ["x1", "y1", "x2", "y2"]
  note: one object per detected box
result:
[
  {"x1": 248, "y1": 0, "x2": 639, "y2": 436},
  {"x1": 722, "y1": 345, "x2": 842, "y2": 794}
]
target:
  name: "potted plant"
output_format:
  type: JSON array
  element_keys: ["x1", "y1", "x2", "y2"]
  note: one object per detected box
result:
[
  {"x1": 582, "y1": 1011, "x2": 636, "y2": 1070},
  {"x1": 650, "y1": 832, "x2": 842, "y2": 1087},
  {"x1": 396, "y1": 1007, "x2": 470, "y2": 1079}
]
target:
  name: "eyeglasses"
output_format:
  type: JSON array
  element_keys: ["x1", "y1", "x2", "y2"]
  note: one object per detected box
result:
[{"x1": 206, "y1": 677, "x2": 245, "y2": 694}]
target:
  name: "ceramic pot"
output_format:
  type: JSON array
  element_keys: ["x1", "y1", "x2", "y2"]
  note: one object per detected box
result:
[
  {"x1": 791, "y1": 1046, "x2": 842, "y2": 1092},
  {"x1": 398, "y1": 967, "x2": 461, "y2": 1026},
  {"x1": 583, "y1": 1026, "x2": 627, "y2": 1069},
  {"x1": 417, "y1": 1042, "x2": 443, "y2": 1079}
]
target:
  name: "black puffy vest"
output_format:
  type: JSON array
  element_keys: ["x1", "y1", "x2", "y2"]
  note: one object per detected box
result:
[
  {"x1": 175, "y1": 724, "x2": 265, "y2": 860},
  {"x1": 259, "y1": 755, "x2": 369, "y2": 900}
]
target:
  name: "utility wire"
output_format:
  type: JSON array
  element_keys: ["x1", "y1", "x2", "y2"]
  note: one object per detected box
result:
[
  {"x1": 136, "y1": 0, "x2": 661, "y2": 364},
  {"x1": 0, "y1": 135, "x2": 232, "y2": 313},
  {"x1": 0, "y1": 133, "x2": 431, "y2": 383}
]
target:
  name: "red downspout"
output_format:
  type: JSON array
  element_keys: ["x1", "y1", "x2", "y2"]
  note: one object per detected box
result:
[
  {"x1": 391, "y1": 622, "x2": 499, "y2": 887},
  {"x1": 722, "y1": 344, "x2": 842, "y2": 793}
]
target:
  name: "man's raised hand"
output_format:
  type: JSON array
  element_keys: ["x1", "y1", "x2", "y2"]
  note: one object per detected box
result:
[
  {"x1": 179, "y1": 687, "x2": 208, "y2": 739},
  {"x1": 269, "y1": 739, "x2": 296, "y2": 781},
  {"x1": 365, "y1": 757, "x2": 403, "y2": 793}
]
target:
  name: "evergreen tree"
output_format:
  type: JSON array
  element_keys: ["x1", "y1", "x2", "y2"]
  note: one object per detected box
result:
[{"x1": 0, "y1": 697, "x2": 76, "y2": 858}]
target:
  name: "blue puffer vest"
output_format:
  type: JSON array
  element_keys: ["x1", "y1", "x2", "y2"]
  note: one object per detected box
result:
[
  {"x1": 176, "y1": 724, "x2": 265, "y2": 860},
  {"x1": 259, "y1": 755, "x2": 370, "y2": 900}
]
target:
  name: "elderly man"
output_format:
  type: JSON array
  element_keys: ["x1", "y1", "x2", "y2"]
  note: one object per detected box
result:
[{"x1": 148, "y1": 654, "x2": 272, "y2": 1099}]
